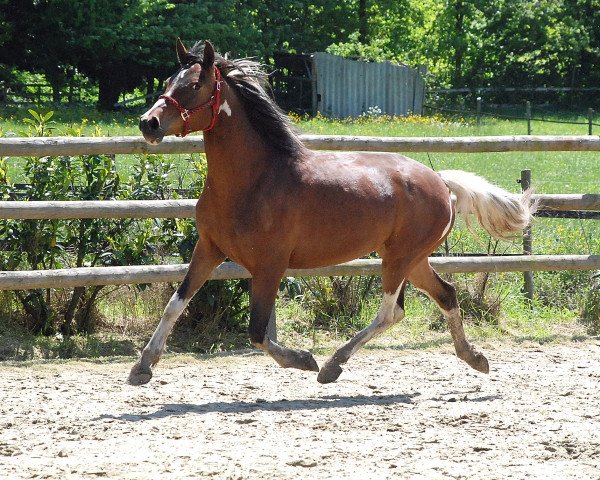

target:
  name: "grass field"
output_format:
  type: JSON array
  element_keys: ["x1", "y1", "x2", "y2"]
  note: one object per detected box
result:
[
  {"x1": 1, "y1": 105, "x2": 598, "y2": 189},
  {"x1": 0, "y1": 105, "x2": 598, "y2": 359}
]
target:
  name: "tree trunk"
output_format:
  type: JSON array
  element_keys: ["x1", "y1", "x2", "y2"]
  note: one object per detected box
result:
[
  {"x1": 62, "y1": 286, "x2": 85, "y2": 335},
  {"x1": 97, "y1": 74, "x2": 123, "y2": 111},
  {"x1": 46, "y1": 69, "x2": 64, "y2": 104},
  {"x1": 358, "y1": 0, "x2": 368, "y2": 44},
  {"x1": 16, "y1": 290, "x2": 52, "y2": 335},
  {"x1": 76, "y1": 286, "x2": 103, "y2": 334},
  {"x1": 146, "y1": 76, "x2": 156, "y2": 106},
  {"x1": 452, "y1": 0, "x2": 466, "y2": 87},
  {"x1": 51, "y1": 80, "x2": 62, "y2": 103}
]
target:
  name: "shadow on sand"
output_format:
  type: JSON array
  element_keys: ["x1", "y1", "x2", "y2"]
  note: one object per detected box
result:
[{"x1": 96, "y1": 392, "x2": 421, "y2": 422}]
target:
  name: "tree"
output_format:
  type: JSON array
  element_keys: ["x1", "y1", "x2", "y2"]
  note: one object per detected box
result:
[
  {"x1": 0, "y1": 1, "x2": 35, "y2": 84},
  {"x1": 426, "y1": 0, "x2": 600, "y2": 88},
  {"x1": 0, "y1": 0, "x2": 598, "y2": 104},
  {"x1": 0, "y1": 0, "x2": 263, "y2": 109}
]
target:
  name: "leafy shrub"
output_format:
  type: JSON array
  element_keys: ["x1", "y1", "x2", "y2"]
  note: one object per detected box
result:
[
  {"x1": 580, "y1": 272, "x2": 600, "y2": 334},
  {"x1": 0, "y1": 109, "x2": 251, "y2": 348},
  {"x1": 300, "y1": 275, "x2": 379, "y2": 337},
  {"x1": 0, "y1": 151, "x2": 173, "y2": 334},
  {"x1": 0, "y1": 110, "x2": 186, "y2": 335},
  {"x1": 175, "y1": 279, "x2": 250, "y2": 352},
  {"x1": 326, "y1": 32, "x2": 396, "y2": 63}
]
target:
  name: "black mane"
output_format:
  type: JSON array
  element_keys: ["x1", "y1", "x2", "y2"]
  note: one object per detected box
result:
[{"x1": 185, "y1": 42, "x2": 305, "y2": 158}]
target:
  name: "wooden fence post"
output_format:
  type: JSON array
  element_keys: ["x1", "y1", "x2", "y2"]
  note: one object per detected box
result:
[
  {"x1": 589, "y1": 108, "x2": 594, "y2": 136},
  {"x1": 476, "y1": 97, "x2": 482, "y2": 127},
  {"x1": 525, "y1": 101, "x2": 532, "y2": 135},
  {"x1": 521, "y1": 169, "x2": 534, "y2": 302}
]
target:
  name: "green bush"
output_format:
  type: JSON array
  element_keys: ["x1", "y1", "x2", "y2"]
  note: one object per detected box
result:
[
  {"x1": 0, "y1": 111, "x2": 178, "y2": 335},
  {"x1": 0, "y1": 110, "x2": 252, "y2": 344},
  {"x1": 0, "y1": 151, "x2": 173, "y2": 334},
  {"x1": 299, "y1": 275, "x2": 380, "y2": 337},
  {"x1": 580, "y1": 273, "x2": 600, "y2": 334}
]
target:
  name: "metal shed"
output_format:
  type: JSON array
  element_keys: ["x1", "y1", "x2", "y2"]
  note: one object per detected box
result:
[{"x1": 311, "y1": 52, "x2": 426, "y2": 118}]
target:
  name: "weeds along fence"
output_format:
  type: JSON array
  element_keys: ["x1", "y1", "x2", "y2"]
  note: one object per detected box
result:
[{"x1": 0, "y1": 134, "x2": 599, "y2": 291}]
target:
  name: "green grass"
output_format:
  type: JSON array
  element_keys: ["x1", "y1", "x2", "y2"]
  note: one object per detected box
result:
[
  {"x1": 0, "y1": 105, "x2": 141, "y2": 137},
  {"x1": 2, "y1": 106, "x2": 598, "y2": 187},
  {"x1": 1, "y1": 107, "x2": 598, "y2": 196}
]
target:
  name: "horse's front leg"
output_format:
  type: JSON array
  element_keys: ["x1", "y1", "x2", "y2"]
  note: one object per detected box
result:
[
  {"x1": 250, "y1": 270, "x2": 319, "y2": 372},
  {"x1": 128, "y1": 237, "x2": 224, "y2": 385}
]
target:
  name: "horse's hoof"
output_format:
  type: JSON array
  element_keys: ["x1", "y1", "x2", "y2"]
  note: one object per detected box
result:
[
  {"x1": 299, "y1": 351, "x2": 320, "y2": 372},
  {"x1": 128, "y1": 362, "x2": 153, "y2": 386},
  {"x1": 317, "y1": 361, "x2": 343, "y2": 384},
  {"x1": 465, "y1": 352, "x2": 490, "y2": 374}
]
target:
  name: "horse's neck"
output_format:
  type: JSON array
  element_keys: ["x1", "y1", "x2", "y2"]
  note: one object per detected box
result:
[{"x1": 203, "y1": 89, "x2": 270, "y2": 193}]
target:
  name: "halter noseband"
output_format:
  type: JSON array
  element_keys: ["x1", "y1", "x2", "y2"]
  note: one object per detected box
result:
[{"x1": 159, "y1": 67, "x2": 222, "y2": 137}]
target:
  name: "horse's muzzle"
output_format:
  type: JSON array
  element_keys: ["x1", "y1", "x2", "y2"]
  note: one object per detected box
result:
[{"x1": 139, "y1": 116, "x2": 164, "y2": 145}]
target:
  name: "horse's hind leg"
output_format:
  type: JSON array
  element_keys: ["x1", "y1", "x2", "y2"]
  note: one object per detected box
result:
[
  {"x1": 408, "y1": 259, "x2": 489, "y2": 373},
  {"x1": 128, "y1": 237, "x2": 224, "y2": 385},
  {"x1": 249, "y1": 269, "x2": 319, "y2": 372},
  {"x1": 317, "y1": 260, "x2": 409, "y2": 384}
]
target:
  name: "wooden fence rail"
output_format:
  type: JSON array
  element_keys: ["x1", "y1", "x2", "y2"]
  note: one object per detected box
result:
[
  {"x1": 0, "y1": 256, "x2": 598, "y2": 290},
  {"x1": 0, "y1": 194, "x2": 598, "y2": 219},
  {"x1": 0, "y1": 199, "x2": 198, "y2": 219},
  {"x1": 1, "y1": 134, "x2": 599, "y2": 157},
  {"x1": 0, "y1": 134, "x2": 598, "y2": 291}
]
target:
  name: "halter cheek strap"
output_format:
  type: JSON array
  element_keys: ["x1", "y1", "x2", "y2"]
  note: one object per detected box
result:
[{"x1": 159, "y1": 67, "x2": 222, "y2": 137}]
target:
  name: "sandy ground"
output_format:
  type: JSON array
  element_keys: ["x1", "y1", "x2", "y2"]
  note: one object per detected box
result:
[{"x1": 0, "y1": 339, "x2": 599, "y2": 480}]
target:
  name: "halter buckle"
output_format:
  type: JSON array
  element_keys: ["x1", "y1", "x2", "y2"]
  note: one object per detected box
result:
[{"x1": 180, "y1": 110, "x2": 191, "y2": 121}]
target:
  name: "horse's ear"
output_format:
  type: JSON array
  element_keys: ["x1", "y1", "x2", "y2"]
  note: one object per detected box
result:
[
  {"x1": 176, "y1": 38, "x2": 188, "y2": 65},
  {"x1": 202, "y1": 40, "x2": 215, "y2": 68}
]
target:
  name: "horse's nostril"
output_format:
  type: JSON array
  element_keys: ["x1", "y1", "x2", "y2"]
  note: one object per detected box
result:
[
  {"x1": 148, "y1": 117, "x2": 160, "y2": 131},
  {"x1": 140, "y1": 116, "x2": 161, "y2": 134}
]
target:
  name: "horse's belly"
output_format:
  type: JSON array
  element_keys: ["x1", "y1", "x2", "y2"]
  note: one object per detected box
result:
[
  {"x1": 288, "y1": 247, "x2": 375, "y2": 270},
  {"x1": 287, "y1": 213, "x2": 392, "y2": 268}
]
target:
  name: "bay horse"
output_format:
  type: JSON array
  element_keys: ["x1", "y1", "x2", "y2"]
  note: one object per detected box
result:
[{"x1": 130, "y1": 39, "x2": 534, "y2": 386}]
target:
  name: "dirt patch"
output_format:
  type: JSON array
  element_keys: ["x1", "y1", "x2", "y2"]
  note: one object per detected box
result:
[{"x1": 1, "y1": 340, "x2": 599, "y2": 479}]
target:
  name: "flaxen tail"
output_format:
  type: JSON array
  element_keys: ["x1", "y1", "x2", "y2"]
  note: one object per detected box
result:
[{"x1": 438, "y1": 170, "x2": 537, "y2": 241}]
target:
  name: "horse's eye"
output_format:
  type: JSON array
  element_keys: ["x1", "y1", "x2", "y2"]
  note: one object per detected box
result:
[{"x1": 192, "y1": 83, "x2": 201, "y2": 91}]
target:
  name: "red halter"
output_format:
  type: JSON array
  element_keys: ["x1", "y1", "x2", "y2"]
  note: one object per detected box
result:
[{"x1": 159, "y1": 67, "x2": 222, "y2": 137}]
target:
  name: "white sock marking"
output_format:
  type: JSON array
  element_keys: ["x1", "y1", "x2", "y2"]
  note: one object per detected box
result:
[
  {"x1": 348, "y1": 284, "x2": 404, "y2": 357},
  {"x1": 147, "y1": 293, "x2": 189, "y2": 354}
]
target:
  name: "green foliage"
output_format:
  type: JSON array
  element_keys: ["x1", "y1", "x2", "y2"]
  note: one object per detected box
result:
[
  {"x1": 427, "y1": 0, "x2": 600, "y2": 88},
  {"x1": 176, "y1": 279, "x2": 250, "y2": 352},
  {"x1": 21, "y1": 110, "x2": 55, "y2": 136},
  {"x1": 299, "y1": 275, "x2": 379, "y2": 337},
  {"x1": 581, "y1": 274, "x2": 600, "y2": 334},
  {"x1": 326, "y1": 32, "x2": 396, "y2": 63},
  {"x1": 0, "y1": 111, "x2": 176, "y2": 334},
  {"x1": 1, "y1": 0, "x2": 597, "y2": 107}
]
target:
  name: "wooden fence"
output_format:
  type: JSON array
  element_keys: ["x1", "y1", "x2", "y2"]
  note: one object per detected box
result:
[
  {"x1": 1, "y1": 134, "x2": 599, "y2": 156},
  {"x1": 0, "y1": 134, "x2": 598, "y2": 290}
]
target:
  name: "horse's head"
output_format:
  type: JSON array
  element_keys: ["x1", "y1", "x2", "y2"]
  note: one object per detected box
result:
[{"x1": 139, "y1": 39, "x2": 221, "y2": 144}]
